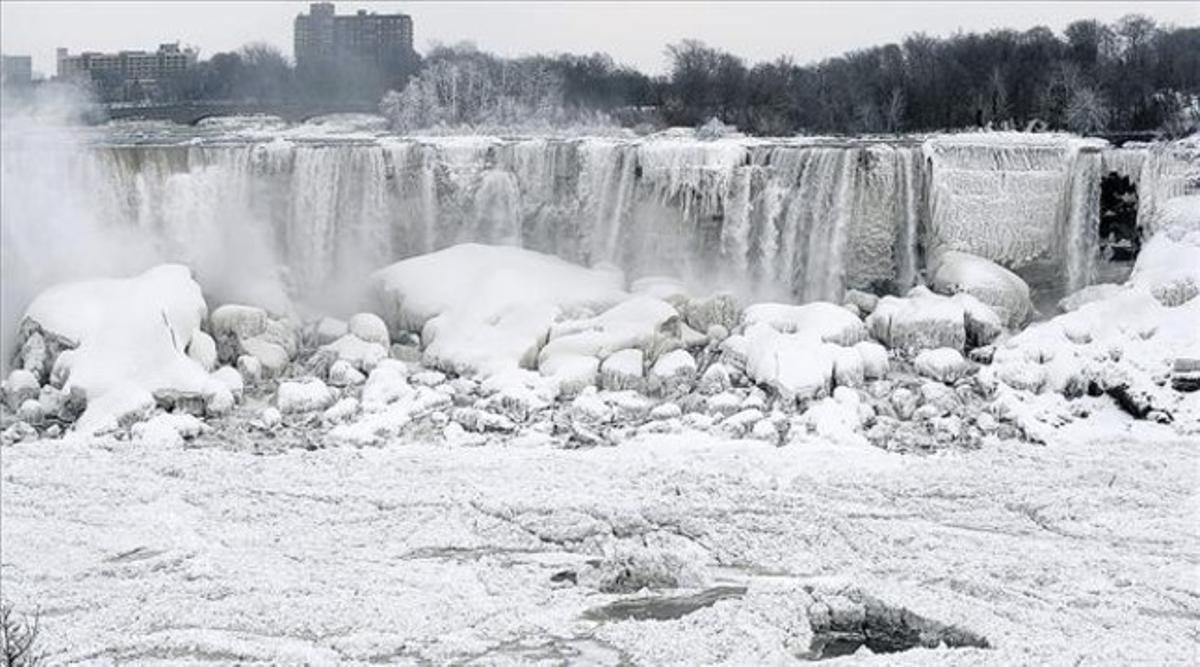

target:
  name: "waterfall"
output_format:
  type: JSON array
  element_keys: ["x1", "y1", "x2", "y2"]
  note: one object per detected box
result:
[{"x1": 32, "y1": 131, "x2": 1128, "y2": 314}]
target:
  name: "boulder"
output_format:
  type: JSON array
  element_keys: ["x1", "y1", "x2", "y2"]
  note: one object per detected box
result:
[
  {"x1": 853, "y1": 341, "x2": 890, "y2": 379},
  {"x1": 323, "y1": 334, "x2": 388, "y2": 373},
  {"x1": 599, "y1": 349, "x2": 645, "y2": 392},
  {"x1": 241, "y1": 337, "x2": 289, "y2": 376},
  {"x1": 867, "y1": 291, "x2": 966, "y2": 353},
  {"x1": 3, "y1": 369, "x2": 40, "y2": 411},
  {"x1": 277, "y1": 378, "x2": 336, "y2": 413},
  {"x1": 843, "y1": 289, "x2": 879, "y2": 316},
  {"x1": 314, "y1": 317, "x2": 349, "y2": 345},
  {"x1": 680, "y1": 292, "x2": 740, "y2": 333},
  {"x1": 328, "y1": 360, "x2": 367, "y2": 387},
  {"x1": 929, "y1": 249, "x2": 1033, "y2": 327},
  {"x1": 914, "y1": 348, "x2": 971, "y2": 384},
  {"x1": 186, "y1": 330, "x2": 218, "y2": 372},
  {"x1": 741, "y1": 324, "x2": 834, "y2": 402},
  {"x1": 348, "y1": 312, "x2": 391, "y2": 347},
  {"x1": 742, "y1": 301, "x2": 868, "y2": 346},
  {"x1": 648, "y1": 349, "x2": 697, "y2": 396}
]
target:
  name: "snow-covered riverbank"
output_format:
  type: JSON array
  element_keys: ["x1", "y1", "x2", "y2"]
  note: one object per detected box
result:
[{"x1": 2, "y1": 404, "x2": 1195, "y2": 664}]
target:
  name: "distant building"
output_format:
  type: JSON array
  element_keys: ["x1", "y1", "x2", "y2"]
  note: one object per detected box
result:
[
  {"x1": 294, "y1": 3, "x2": 415, "y2": 76},
  {"x1": 56, "y1": 43, "x2": 196, "y2": 100},
  {"x1": 1, "y1": 55, "x2": 33, "y2": 87}
]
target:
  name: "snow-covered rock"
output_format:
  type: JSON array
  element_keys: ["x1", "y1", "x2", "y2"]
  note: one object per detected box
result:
[
  {"x1": 2, "y1": 369, "x2": 40, "y2": 411},
  {"x1": 698, "y1": 362, "x2": 733, "y2": 394},
  {"x1": 186, "y1": 330, "x2": 218, "y2": 372},
  {"x1": 211, "y1": 366, "x2": 244, "y2": 399},
  {"x1": 20, "y1": 264, "x2": 221, "y2": 433},
  {"x1": 361, "y1": 361, "x2": 413, "y2": 410},
  {"x1": 742, "y1": 302, "x2": 868, "y2": 346},
  {"x1": 211, "y1": 304, "x2": 268, "y2": 343},
  {"x1": 914, "y1": 348, "x2": 971, "y2": 384},
  {"x1": 679, "y1": 292, "x2": 740, "y2": 333},
  {"x1": 277, "y1": 378, "x2": 336, "y2": 413},
  {"x1": 831, "y1": 345, "x2": 865, "y2": 388},
  {"x1": 241, "y1": 337, "x2": 289, "y2": 377},
  {"x1": 348, "y1": 312, "x2": 391, "y2": 347},
  {"x1": 867, "y1": 290, "x2": 967, "y2": 353},
  {"x1": 540, "y1": 296, "x2": 679, "y2": 365},
  {"x1": 599, "y1": 349, "x2": 645, "y2": 392},
  {"x1": 542, "y1": 354, "x2": 599, "y2": 397},
  {"x1": 742, "y1": 324, "x2": 835, "y2": 402},
  {"x1": 1130, "y1": 232, "x2": 1200, "y2": 307},
  {"x1": 853, "y1": 341, "x2": 890, "y2": 379},
  {"x1": 930, "y1": 250, "x2": 1032, "y2": 327},
  {"x1": 322, "y1": 334, "x2": 388, "y2": 373},
  {"x1": 843, "y1": 289, "x2": 879, "y2": 316},
  {"x1": 131, "y1": 413, "x2": 205, "y2": 447},
  {"x1": 648, "y1": 349, "x2": 697, "y2": 396},
  {"x1": 328, "y1": 360, "x2": 367, "y2": 387},
  {"x1": 237, "y1": 355, "x2": 263, "y2": 384},
  {"x1": 372, "y1": 244, "x2": 626, "y2": 376}
]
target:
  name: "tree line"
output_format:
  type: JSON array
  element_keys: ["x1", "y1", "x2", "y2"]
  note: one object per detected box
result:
[{"x1": 109, "y1": 13, "x2": 1199, "y2": 135}]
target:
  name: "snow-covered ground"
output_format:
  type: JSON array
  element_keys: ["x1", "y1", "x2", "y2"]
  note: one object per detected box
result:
[{"x1": 1, "y1": 404, "x2": 1195, "y2": 665}]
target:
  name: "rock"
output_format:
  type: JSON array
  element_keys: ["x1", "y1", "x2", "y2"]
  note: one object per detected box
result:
[
  {"x1": 706, "y1": 392, "x2": 743, "y2": 417},
  {"x1": 750, "y1": 418, "x2": 778, "y2": 442},
  {"x1": 17, "y1": 399, "x2": 44, "y2": 425},
  {"x1": 930, "y1": 249, "x2": 1033, "y2": 327},
  {"x1": 742, "y1": 302, "x2": 869, "y2": 346},
  {"x1": 18, "y1": 332, "x2": 48, "y2": 381},
  {"x1": 832, "y1": 345, "x2": 865, "y2": 388},
  {"x1": 741, "y1": 325, "x2": 835, "y2": 402},
  {"x1": 570, "y1": 388, "x2": 613, "y2": 423},
  {"x1": 348, "y1": 312, "x2": 391, "y2": 347},
  {"x1": 605, "y1": 390, "x2": 654, "y2": 421},
  {"x1": 680, "y1": 292, "x2": 740, "y2": 333},
  {"x1": 3, "y1": 369, "x2": 40, "y2": 411},
  {"x1": 211, "y1": 304, "x2": 268, "y2": 341},
  {"x1": 953, "y1": 294, "x2": 1004, "y2": 347},
  {"x1": 843, "y1": 289, "x2": 879, "y2": 316},
  {"x1": 842, "y1": 303, "x2": 862, "y2": 319},
  {"x1": 854, "y1": 341, "x2": 890, "y2": 379},
  {"x1": 242, "y1": 337, "x2": 289, "y2": 377},
  {"x1": 706, "y1": 324, "x2": 730, "y2": 343},
  {"x1": 237, "y1": 355, "x2": 263, "y2": 384},
  {"x1": 453, "y1": 407, "x2": 515, "y2": 433},
  {"x1": 409, "y1": 370, "x2": 447, "y2": 388},
  {"x1": 323, "y1": 397, "x2": 360, "y2": 422},
  {"x1": 324, "y1": 334, "x2": 388, "y2": 373},
  {"x1": 867, "y1": 292, "x2": 967, "y2": 353},
  {"x1": 996, "y1": 361, "x2": 1047, "y2": 393},
  {"x1": 890, "y1": 387, "x2": 919, "y2": 420},
  {"x1": 277, "y1": 378, "x2": 336, "y2": 413},
  {"x1": 361, "y1": 361, "x2": 413, "y2": 409},
  {"x1": 37, "y1": 385, "x2": 65, "y2": 418},
  {"x1": 914, "y1": 348, "x2": 970, "y2": 384},
  {"x1": 314, "y1": 317, "x2": 349, "y2": 345},
  {"x1": 1, "y1": 422, "x2": 38, "y2": 445},
  {"x1": 648, "y1": 349, "x2": 697, "y2": 396},
  {"x1": 968, "y1": 346, "x2": 995, "y2": 364},
  {"x1": 259, "y1": 406, "x2": 281, "y2": 428},
  {"x1": 328, "y1": 360, "x2": 367, "y2": 387},
  {"x1": 723, "y1": 408, "x2": 764, "y2": 437},
  {"x1": 390, "y1": 343, "x2": 422, "y2": 363},
  {"x1": 206, "y1": 387, "x2": 235, "y2": 415},
  {"x1": 186, "y1": 330, "x2": 218, "y2": 372},
  {"x1": 649, "y1": 402, "x2": 682, "y2": 420},
  {"x1": 542, "y1": 354, "x2": 600, "y2": 398},
  {"x1": 698, "y1": 362, "x2": 732, "y2": 394}
]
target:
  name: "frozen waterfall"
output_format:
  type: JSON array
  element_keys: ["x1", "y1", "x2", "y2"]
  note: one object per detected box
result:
[{"x1": 23, "y1": 130, "x2": 1178, "y2": 315}]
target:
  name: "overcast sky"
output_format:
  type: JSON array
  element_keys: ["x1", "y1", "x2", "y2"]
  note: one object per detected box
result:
[{"x1": 2, "y1": 1, "x2": 1197, "y2": 78}]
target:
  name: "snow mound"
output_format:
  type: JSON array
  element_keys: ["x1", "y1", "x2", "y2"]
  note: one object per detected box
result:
[
  {"x1": 930, "y1": 250, "x2": 1032, "y2": 327},
  {"x1": 1129, "y1": 231, "x2": 1200, "y2": 307},
  {"x1": 372, "y1": 244, "x2": 627, "y2": 376},
  {"x1": 742, "y1": 302, "x2": 868, "y2": 346},
  {"x1": 19, "y1": 264, "x2": 220, "y2": 433}
]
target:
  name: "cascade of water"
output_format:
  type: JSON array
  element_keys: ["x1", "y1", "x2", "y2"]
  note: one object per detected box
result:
[{"x1": 56, "y1": 131, "x2": 1119, "y2": 313}]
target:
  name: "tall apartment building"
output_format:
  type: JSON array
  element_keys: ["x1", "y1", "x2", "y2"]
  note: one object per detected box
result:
[
  {"x1": 56, "y1": 43, "x2": 195, "y2": 89},
  {"x1": 294, "y1": 3, "x2": 415, "y2": 72}
]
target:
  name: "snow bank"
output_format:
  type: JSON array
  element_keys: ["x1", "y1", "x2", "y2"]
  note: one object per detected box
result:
[
  {"x1": 372, "y1": 244, "x2": 627, "y2": 376},
  {"x1": 19, "y1": 264, "x2": 219, "y2": 433}
]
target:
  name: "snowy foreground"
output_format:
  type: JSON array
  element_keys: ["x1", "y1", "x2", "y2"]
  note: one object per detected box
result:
[{"x1": 1, "y1": 408, "x2": 1197, "y2": 664}]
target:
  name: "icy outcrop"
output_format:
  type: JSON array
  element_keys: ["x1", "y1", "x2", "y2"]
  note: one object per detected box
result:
[
  {"x1": 930, "y1": 250, "x2": 1032, "y2": 327},
  {"x1": 372, "y1": 244, "x2": 626, "y2": 376},
  {"x1": 742, "y1": 302, "x2": 868, "y2": 346},
  {"x1": 17, "y1": 265, "x2": 222, "y2": 433}
]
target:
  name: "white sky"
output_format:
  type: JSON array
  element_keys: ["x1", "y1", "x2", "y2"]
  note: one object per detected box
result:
[{"x1": 2, "y1": 1, "x2": 1197, "y2": 78}]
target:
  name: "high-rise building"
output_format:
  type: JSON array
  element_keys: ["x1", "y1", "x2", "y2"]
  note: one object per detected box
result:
[
  {"x1": 1, "y1": 55, "x2": 33, "y2": 87},
  {"x1": 294, "y1": 3, "x2": 415, "y2": 73},
  {"x1": 56, "y1": 43, "x2": 195, "y2": 83}
]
